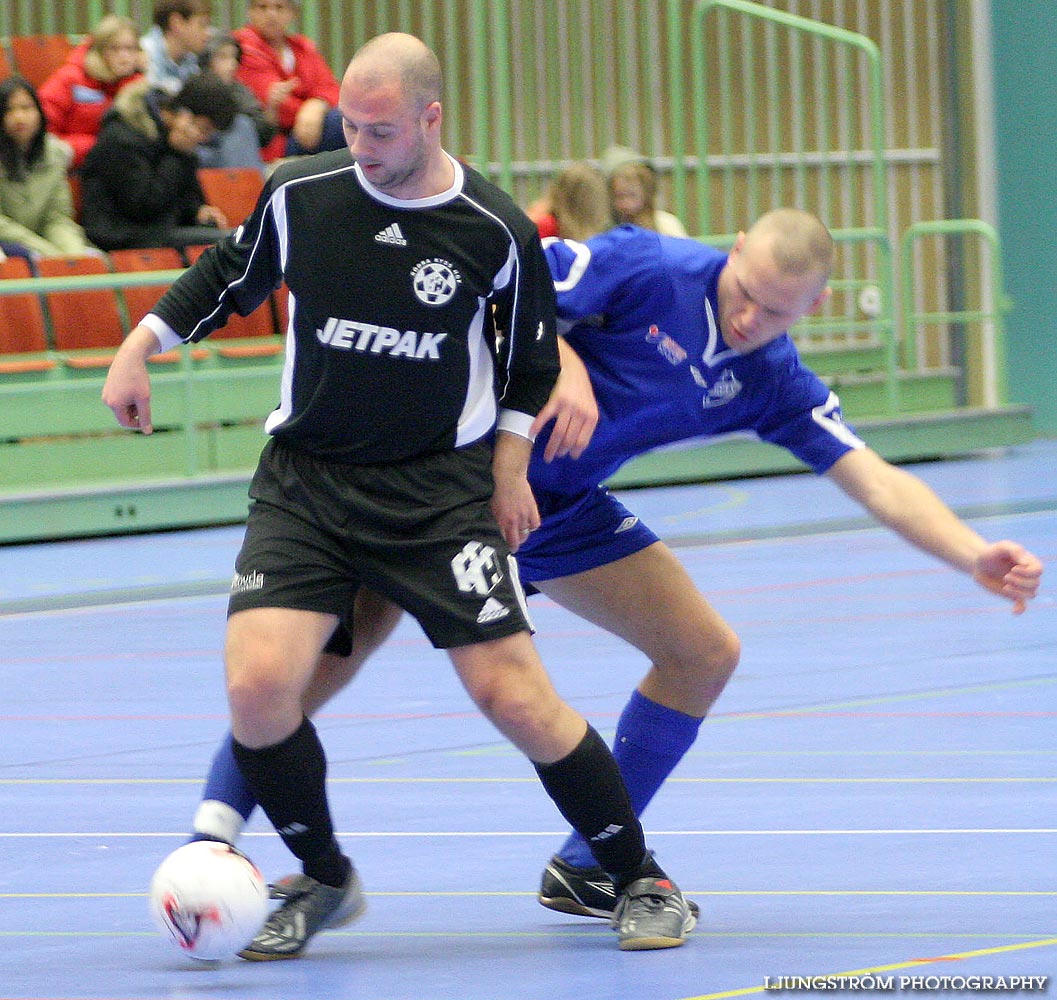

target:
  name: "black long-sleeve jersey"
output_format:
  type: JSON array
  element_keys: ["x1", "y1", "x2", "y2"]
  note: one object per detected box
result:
[{"x1": 147, "y1": 150, "x2": 560, "y2": 464}]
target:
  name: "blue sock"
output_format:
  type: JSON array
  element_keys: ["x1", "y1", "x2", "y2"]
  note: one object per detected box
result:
[
  {"x1": 557, "y1": 690, "x2": 702, "y2": 869},
  {"x1": 189, "y1": 732, "x2": 258, "y2": 845}
]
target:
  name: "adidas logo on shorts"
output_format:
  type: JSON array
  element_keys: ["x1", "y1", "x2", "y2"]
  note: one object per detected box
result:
[
  {"x1": 374, "y1": 223, "x2": 407, "y2": 246},
  {"x1": 476, "y1": 596, "x2": 509, "y2": 624}
]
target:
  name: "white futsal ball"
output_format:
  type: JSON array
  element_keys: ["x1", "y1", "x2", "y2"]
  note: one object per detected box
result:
[{"x1": 149, "y1": 840, "x2": 269, "y2": 960}]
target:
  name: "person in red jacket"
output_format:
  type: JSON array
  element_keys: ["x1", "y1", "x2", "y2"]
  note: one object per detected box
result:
[
  {"x1": 37, "y1": 14, "x2": 144, "y2": 171},
  {"x1": 232, "y1": 0, "x2": 344, "y2": 162}
]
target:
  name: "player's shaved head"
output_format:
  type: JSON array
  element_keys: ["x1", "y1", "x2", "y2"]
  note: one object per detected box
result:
[
  {"x1": 744, "y1": 208, "x2": 834, "y2": 295},
  {"x1": 346, "y1": 32, "x2": 442, "y2": 112}
]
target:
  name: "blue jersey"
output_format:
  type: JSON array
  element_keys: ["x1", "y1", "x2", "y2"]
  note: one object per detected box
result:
[
  {"x1": 515, "y1": 225, "x2": 865, "y2": 583},
  {"x1": 531, "y1": 225, "x2": 864, "y2": 497}
]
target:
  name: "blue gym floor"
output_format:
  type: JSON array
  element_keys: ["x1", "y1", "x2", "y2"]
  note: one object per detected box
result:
[{"x1": 2, "y1": 440, "x2": 1055, "y2": 999}]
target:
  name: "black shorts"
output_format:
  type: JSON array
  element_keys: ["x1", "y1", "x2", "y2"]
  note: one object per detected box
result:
[{"x1": 228, "y1": 437, "x2": 534, "y2": 649}]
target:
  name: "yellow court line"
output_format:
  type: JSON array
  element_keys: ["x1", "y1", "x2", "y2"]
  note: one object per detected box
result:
[{"x1": 679, "y1": 936, "x2": 1057, "y2": 1000}]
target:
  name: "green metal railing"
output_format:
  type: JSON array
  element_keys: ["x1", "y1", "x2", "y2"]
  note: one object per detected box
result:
[{"x1": 900, "y1": 219, "x2": 1009, "y2": 409}]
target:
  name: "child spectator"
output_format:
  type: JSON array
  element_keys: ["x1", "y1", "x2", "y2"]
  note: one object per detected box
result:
[
  {"x1": 37, "y1": 15, "x2": 144, "y2": 171},
  {"x1": 0, "y1": 75, "x2": 93, "y2": 261},
  {"x1": 80, "y1": 74, "x2": 237, "y2": 252},
  {"x1": 140, "y1": 0, "x2": 212, "y2": 94},
  {"x1": 198, "y1": 32, "x2": 278, "y2": 156}
]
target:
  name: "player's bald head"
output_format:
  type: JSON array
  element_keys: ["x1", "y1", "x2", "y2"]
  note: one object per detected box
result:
[
  {"x1": 743, "y1": 208, "x2": 834, "y2": 296},
  {"x1": 344, "y1": 32, "x2": 442, "y2": 112}
]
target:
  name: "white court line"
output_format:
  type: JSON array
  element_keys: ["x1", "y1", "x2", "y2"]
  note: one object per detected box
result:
[{"x1": 1, "y1": 828, "x2": 1057, "y2": 837}]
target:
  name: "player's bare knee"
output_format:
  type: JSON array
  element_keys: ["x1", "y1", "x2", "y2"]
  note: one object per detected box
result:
[
  {"x1": 225, "y1": 646, "x2": 301, "y2": 728},
  {"x1": 664, "y1": 627, "x2": 740, "y2": 691},
  {"x1": 468, "y1": 673, "x2": 558, "y2": 743},
  {"x1": 707, "y1": 629, "x2": 741, "y2": 682}
]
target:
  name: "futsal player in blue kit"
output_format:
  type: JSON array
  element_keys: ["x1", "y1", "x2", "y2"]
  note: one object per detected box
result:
[{"x1": 191, "y1": 207, "x2": 1044, "y2": 925}]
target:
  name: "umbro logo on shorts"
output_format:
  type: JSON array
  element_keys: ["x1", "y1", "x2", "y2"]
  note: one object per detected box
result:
[
  {"x1": 374, "y1": 223, "x2": 407, "y2": 246},
  {"x1": 476, "y1": 596, "x2": 510, "y2": 624},
  {"x1": 231, "y1": 570, "x2": 265, "y2": 594},
  {"x1": 614, "y1": 516, "x2": 639, "y2": 534}
]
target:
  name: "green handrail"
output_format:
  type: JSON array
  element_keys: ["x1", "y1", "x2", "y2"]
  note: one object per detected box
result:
[
  {"x1": 0, "y1": 270, "x2": 186, "y2": 296},
  {"x1": 900, "y1": 219, "x2": 1009, "y2": 407}
]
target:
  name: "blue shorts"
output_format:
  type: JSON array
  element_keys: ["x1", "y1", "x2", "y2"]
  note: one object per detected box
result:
[{"x1": 515, "y1": 486, "x2": 659, "y2": 583}]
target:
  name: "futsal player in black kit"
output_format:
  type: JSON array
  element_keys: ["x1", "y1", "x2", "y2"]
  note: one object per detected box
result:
[{"x1": 102, "y1": 32, "x2": 694, "y2": 958}]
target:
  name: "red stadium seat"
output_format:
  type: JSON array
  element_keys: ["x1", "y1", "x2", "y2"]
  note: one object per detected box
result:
[
  {"x1": 0, "y1": 257, "x2": 55, "y2": 373},
  {"x1": 10, "y1": 34, "x2": 74, "y2": 88},
  {"x1": 37, "y1": 254, "x2": 125, "y2": 368},
  {"x1": 197, "y1": 167, "x2": 265, "y2": 229}
]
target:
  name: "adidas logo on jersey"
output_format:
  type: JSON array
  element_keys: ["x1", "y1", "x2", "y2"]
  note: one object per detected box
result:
[
  {"x1": 476, "y1": 596, "x2": 510, "y2": 624},
  {"x1": 374, "y1": 223, "x2": 407, "y2": 246}
]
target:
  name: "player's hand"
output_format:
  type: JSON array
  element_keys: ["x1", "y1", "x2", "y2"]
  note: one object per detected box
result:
[
  {"x1": 101, "y1": 327, "x2": 161, "y2": 433},
  {"x1": 972, "y1": 541, "x2": 1043, "y2": 614},
  {"x1": 530, "y1": 340, "x2": 598, "y2": 462},
  {"x1": 490, "y1": 432, "x2": 539, "y2": 553}
]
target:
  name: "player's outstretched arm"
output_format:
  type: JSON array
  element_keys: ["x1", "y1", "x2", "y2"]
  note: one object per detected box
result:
[
  {"x1": 827, "y1": 447, "x2": 1043, "y2": 614},
  {"x1": 529, "y1": 337, "x2": 599, "y2": 462},
  {"x1": 101, "y1": 325, "x2": 162, "y2": 434}
]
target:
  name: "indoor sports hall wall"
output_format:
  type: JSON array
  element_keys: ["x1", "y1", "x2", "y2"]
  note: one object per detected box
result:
[{"x1": 0, "y1": 0, "x2": 1045, "y2": 542}]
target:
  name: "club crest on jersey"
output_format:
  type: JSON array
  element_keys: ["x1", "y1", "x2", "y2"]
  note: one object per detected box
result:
[
  {"x1": 691, "y1": 367, "x2": 743, "y2": 408},
  {"x1": 645, "y1": 324, "x2": 687, "y2": 365},
  {"x1": 412, "y1": 258, "x2": 461, "y2": 306}
]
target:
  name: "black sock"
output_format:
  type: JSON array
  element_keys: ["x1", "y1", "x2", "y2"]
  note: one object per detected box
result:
[
  {"x1": 533, "y1": 725, "x2": 649, "y2": 883},
  {"x1": 231, "y1": 717, "x2": 349, "y2": 887}
]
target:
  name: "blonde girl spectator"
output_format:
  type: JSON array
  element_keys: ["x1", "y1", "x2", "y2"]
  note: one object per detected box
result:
[
  {"x1": 602, "y1": 145, "x2": 688, "y2": 237},
  {"x1": 38, "y1": 15, "x2": 144, "y2": 171},
  {"x1": 0, "y1": 75, "x2": 92, "y2": 262}
]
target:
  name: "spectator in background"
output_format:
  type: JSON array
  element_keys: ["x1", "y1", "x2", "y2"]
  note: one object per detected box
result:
[
  {"x1": 141, "y1": 0, "x2": 264, "y2": 172},
  {"x1": 601, "y1": 144, "x2": 688, "y2": 237},
  {"x1": 38, "y1": 15, "x2": 144, "y2": 171},
  {"x1": 140, "y1": 0, "x2": 212, "y2": 93},
  {"x1": 233, "y1": 0, "x2": 344, "y2": 162},
  {"x1": 525, "y1": 161, "x2": 612, "y2": 242},
  {"x1": 0, "y1": 75, "x2": 94, "y2": 262},
  {"x1": 80, "y1": 74, "x2": 236, "y2": 253},
  {"x1": 198, "y1": 32, "x2": 279, "y2": 157}
]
